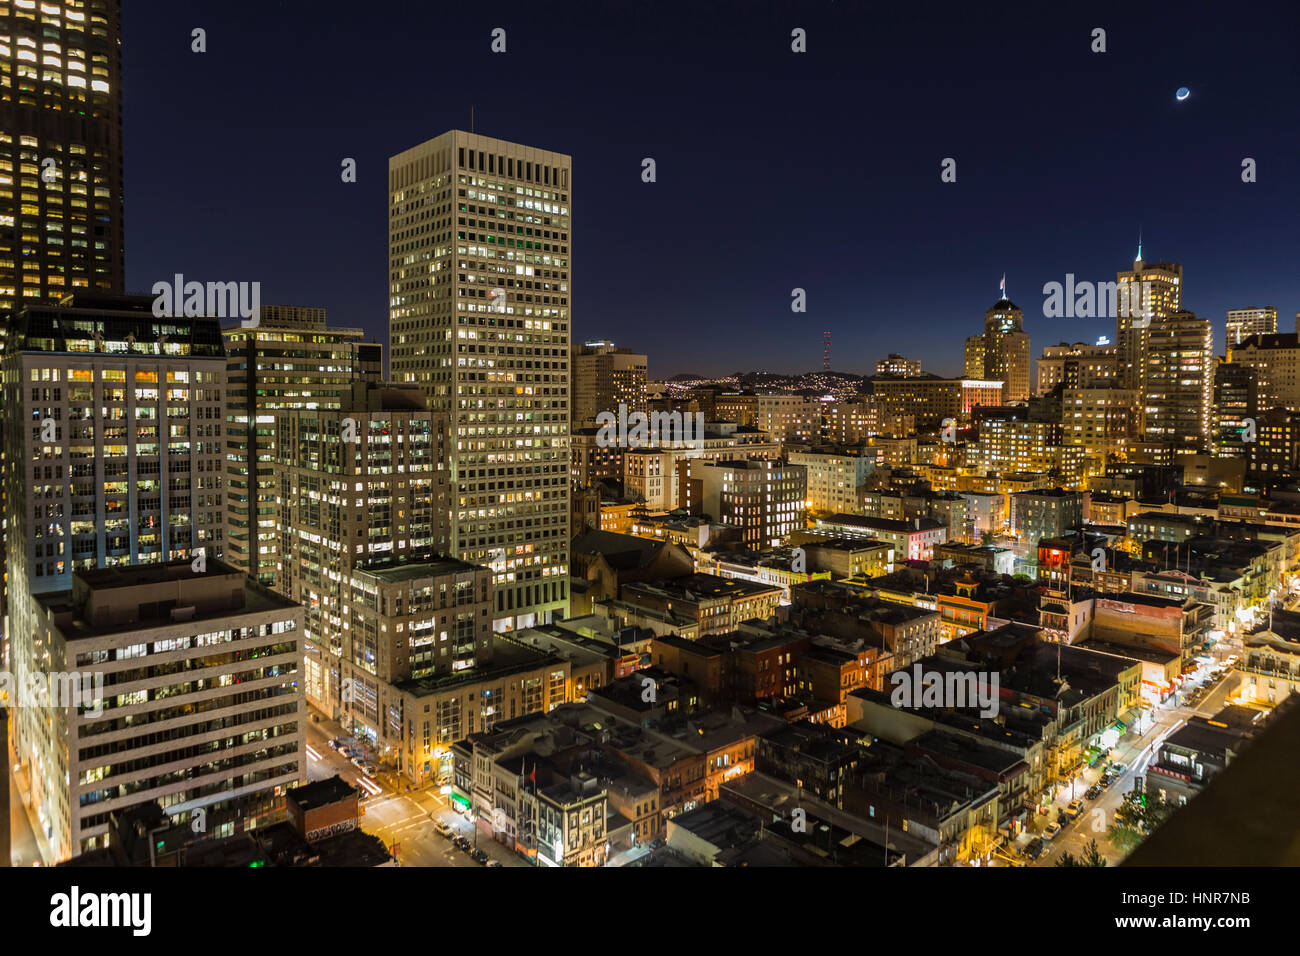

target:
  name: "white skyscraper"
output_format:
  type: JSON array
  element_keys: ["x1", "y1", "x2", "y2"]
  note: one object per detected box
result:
[{"x1": 388, "y1": 131, "x2": 571, "y2": 630}]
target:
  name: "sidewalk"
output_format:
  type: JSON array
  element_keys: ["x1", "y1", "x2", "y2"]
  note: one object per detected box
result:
[{"x1": 8, "y1": 735, "x2": 56, "y2": 866}]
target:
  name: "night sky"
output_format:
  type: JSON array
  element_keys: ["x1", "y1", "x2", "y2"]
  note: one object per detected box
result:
[{"x1": 125, "y1": 0, "x2": 1300, "y2": 379}]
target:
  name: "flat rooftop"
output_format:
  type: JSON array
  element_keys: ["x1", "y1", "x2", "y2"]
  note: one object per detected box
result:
[
  {"x1": 287, "y1": 775, "x2": 358, "y2": 812},
  {"x1": 357, "y1": 556, "x2": 484, "y2": 582},
  {"x1": 74, "y1": 558, "x2": 245, "y2": 591},
  {"x1": 394, "y1": 638, "x2": 562, "y2": 697}
]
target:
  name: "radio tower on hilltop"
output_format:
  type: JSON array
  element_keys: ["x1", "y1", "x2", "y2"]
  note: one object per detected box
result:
[{"x1": 823, "y1": 330, "x2": 831, "y2": 372}]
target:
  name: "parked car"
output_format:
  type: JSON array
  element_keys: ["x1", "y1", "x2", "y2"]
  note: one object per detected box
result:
[
  {"x1": 433, "y1": 820, "x2": 454, "y2": 838},
  {"x1": 1025, "y1": 838, "x2": 1046, "y2": 860},
  {"x1": 1043, "y1": 822, "x2": 1062, "y2": 841},
  {"x1": 327, "y1": 739, "x2": 339, "y2": 750},
  {"x1": 362, "y1": 764, "x2": 377, "y2": 777},
  {"x1": 1066, "y1": 799, "x2": 1084, "y2": 819},
  {"x1": 452, "y1": 836, "x2": 471, "y2": 851},
  {"x1": 471, "y1": 849, "x2": 490, "y2": 864},
  {"x1": 485, "y1": 859, "x2": 502, "y2": 867},
  {"x1": 1111, "y1": 762, "x2": 1128, "y2": 775}
]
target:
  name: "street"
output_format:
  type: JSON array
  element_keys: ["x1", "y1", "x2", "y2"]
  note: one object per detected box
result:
[
  {"x1": 1028, "y1": 666, "x2": 1242, "y2": 867},
  {"x1": 302, "y1": 715, "x2": 528, "y2": 868}
]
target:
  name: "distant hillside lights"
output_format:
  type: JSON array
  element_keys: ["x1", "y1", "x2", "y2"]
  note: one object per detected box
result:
[
  {"x1": 1042, "y1": 275, "x2": 1153, "y2": 322},
  {"x1": 595, "y1": 403, "x2": 703, "y2": 450},
  {"x1": 151, "y1": 273, "x2": 261, "y2": 327}
]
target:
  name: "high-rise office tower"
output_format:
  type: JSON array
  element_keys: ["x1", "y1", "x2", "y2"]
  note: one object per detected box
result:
[
  {"x1": 968, "y1": 298, "x2": 1030, "y2": 403},
  {"x1": 1, "y1": 293, "x2": 232, "y2": 860},
  {"x1": 1226, "y1": 333, "x2": 1300, "y2": 411},
  {"x1": 275, "y1": 383, "x2": 451, "y2": 716},
  {"x1": 1226, "y1": 306, "x2": 1277, "y2": 346},
  {"x1": 389, "y1": 131, "x2": 571, "y2": 631},
  {"x1": 0, "y1": 0, "x2": 125, "y2": 314},
  {"x1": 3, "y1": 294, "x2": 225, "y2": 605},
  {"x1": 1116, "y1": 252, "x2": 1182, "y2": 394},
  {"x1": 1142, "y1": 310, "x2": 1212, "y2": 453},
  {"x1": 571, "y1": 341, "x2": 647, "y2": 427},
  {"x1": 1213, "y1": 362, "x2": 1258, "y2": 458},
  {"x1": 222, "y1": 306, "x2": 381, "y2": 592}
]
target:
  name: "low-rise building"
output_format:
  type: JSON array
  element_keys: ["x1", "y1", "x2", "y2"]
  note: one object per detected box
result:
[
  {"x1": 619, "y1": 574, "x2": 785, "y2": 637},
  {"x1": 816, "y1": 514, "x2": 947, "y2": 561}
]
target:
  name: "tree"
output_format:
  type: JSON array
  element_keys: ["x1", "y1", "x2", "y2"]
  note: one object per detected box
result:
[
  {"x1": 1080, "y1": 838, "x2": 1107, "y2": 867},
  {"x1": 1056, "y1": 839, "x2": 1108, "y2": 867},
  {"x1": 1109, "y1": 792, "x2": 1175, "y2": 854}
]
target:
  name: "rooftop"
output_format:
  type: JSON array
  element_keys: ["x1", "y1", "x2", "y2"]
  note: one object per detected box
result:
[{"x1": 356, "y1": 555, "x2": 485, "y2": 583}]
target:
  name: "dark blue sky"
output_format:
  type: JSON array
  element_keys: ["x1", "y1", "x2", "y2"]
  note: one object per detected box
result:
[{"x1": 125, "y1": 0, "x2": 1300, "y2": 379}]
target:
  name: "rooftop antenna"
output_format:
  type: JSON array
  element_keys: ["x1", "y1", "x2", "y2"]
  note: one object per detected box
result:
[
  {"x1": 1136, "y1": 228, "x2": 1143, "y2": 263},
  {"x1": 999, "y1": 273, "x2": 1007, "y2": 300},
  {"x1": 823, "y1": 331, "x2": 831, "y2": 372}
]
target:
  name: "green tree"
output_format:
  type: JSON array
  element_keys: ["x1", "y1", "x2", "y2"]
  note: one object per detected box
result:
[
  {"x1": 1080, "y1": 839, "x2": 1107, "y2": 867},
  {"x1": 1109, "y1": 792, "x2": 1175, "y2": 854}
]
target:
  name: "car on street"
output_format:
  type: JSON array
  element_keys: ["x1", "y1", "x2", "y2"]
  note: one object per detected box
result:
[
  {"x1": 327, "y1": 738, "x2": 339, "y2": 750},
  {"x1": 1066, "y1": 799, "x2": 1084, "y2": 819},
  {"x1": 453, "y1": 836, "x2": 471, "y2": 851},
  {"x1": 1111, "y1": 762, "x2": 1127, "y2": 775},
  {"x1": 1085, "y1": 785, "x2": 1102, "y2": 800},
  {"x1": 1025, "y1": 838, "x2": 1046, "y2": 860},
  {"x1": 485, "y1": 859, "x2": 502, "y2": 867},
  {"x1": 434, "y1": 820, "x2": 455, "y2": 838},
  {"x1": 1043, "y1": 822, "x2": 1062, "y2": 841},
  {"x1": 362, "y1": 764, "x2": 377, "y2": 777},
  {"x1": 471, "y1": 849, "x2": 490, "y2": 864}
]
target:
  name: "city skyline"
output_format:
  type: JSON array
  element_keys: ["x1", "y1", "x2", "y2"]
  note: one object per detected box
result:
[
  {"x1": 5, "y1": 0, "x2": 1300, "y2": 890},
  {"x1": 120, "y1": 1, "x2": 1300, "y2": 378}
]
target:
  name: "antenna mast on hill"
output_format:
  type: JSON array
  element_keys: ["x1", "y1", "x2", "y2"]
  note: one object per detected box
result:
[{"x1": 823, "y1": 331, "x2": 831, "y2": 372}]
